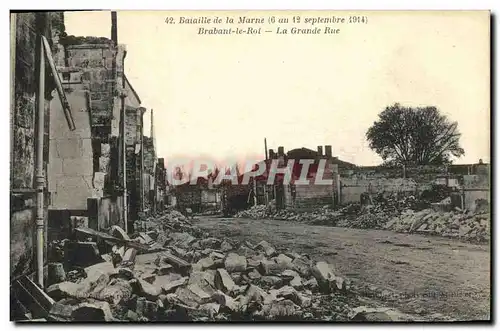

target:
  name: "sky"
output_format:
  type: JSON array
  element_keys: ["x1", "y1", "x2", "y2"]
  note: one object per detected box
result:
[{"x1": 64, "y1": 10, "x2": 490, "y2": 167}]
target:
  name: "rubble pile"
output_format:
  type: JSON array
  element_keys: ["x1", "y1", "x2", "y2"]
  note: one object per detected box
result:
[
  {"x1": 233, "y1": 193, "x2": 490, "y2": 243},
  {"x1": 234, "y1": 204, "x2": 269, "y2": 219},
  {"x1": 236, "y1": 204, "x2": 345, "y2": 225},
  {"x1": 367, "y1": 194, "x2": 427, "y2": 216},
  {"x1": 43, "y1": 209, "x2": 405, "y2": 322},
  {"x1": 274, "y1": 206, "x2": 343, "y2": 224},
  {"x1": 235, "y1": 193, "x2": 425, "y2": 227},
  {"x1": 384, "y1": 209, "x2": 490, "y2": 242},
  {"x1": 335, "y1": 211, "x2": 388, "y2": 229}
]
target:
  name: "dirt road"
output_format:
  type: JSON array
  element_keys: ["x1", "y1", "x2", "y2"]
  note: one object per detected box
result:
[{"x1": 196, "y1": 217, "x2": 490, "y2": 321}]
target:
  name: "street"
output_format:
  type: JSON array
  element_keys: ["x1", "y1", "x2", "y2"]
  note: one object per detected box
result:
[{"x1": 196, "y1": 217, "x2": 491, "y2": 320}]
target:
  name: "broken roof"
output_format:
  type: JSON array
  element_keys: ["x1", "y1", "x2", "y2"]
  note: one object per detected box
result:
[{"x1": 124, "y1": 75, "x2": 141, "y2": 105}]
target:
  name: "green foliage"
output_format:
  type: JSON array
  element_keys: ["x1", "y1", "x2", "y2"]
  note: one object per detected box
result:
[{"x1": 366, "y1": 103, "x2": 465, "y2": 166}]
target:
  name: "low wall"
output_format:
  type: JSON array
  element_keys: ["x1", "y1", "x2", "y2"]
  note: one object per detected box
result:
[
  {"x1": 285, "y1": 184, "x2": 335, "y2": 210},
  {"x1": 340, "y1": 177, "x2": 418, "y2": 204},
  {"x1": 464, "y1": 189, "x2": 489, "y2": 212},
  {"x1": 463, "y1": 173, "x2": 490, "y2": 212}
]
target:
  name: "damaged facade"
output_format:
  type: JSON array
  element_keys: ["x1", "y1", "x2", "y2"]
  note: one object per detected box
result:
[
  {"x1": 10, "y1": 11, "x2": 166, "y2": 304},
  {"x1": 175, "y1": 176, "x2": 220, "y2": 214},
  {"x1": 142, "y1": 121, "x2": 168, "y2": 215},
  {"x1": 228, "y1": 142, "x2": 490, "y2": 215},
  {"x1": 228, "y1": 145, "x2": 348, "y2": 213},
  {"x1": 11, "y1": 12, "x2": 61, "y2": 284},
  {"x1": 47, "y1": 39, "x2": 128, "y2": 234},
  {"x1": 278, "y1": 145, "x2": 345, "y2": 210}
]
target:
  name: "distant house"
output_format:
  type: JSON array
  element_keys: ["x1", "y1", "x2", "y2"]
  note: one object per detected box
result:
[
  {"x1": 173, "y1": 174, "x2": 221, "y2": 214},
  {"x1": 235, "y1": 145, "x2": 348, "y2": 211}
]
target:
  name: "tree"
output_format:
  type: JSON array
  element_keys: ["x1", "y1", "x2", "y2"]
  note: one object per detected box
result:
[{"x1": 366, "y1": 103, "x2": 465, "y2": 166}]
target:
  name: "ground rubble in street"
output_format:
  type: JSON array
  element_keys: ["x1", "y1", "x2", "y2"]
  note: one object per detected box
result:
[
  {"x1": 40, "y1": 208, "x2": 427, "y2": 322},
  {"x1": 234, "y1": 194, "x2": 490, "y2": 243}
]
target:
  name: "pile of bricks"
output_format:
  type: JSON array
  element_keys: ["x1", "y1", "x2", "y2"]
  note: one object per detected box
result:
[
  {"x1": 43, "y1": 209, "x2": 416, "y2": 322},
  {"x1": 384, "y1": 209, "x2": 490, "y2": 242}
]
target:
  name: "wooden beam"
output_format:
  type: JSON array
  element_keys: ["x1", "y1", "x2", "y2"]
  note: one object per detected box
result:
[
  {"x1": 75, "y1": 227, "x2": 150, "y2": 251},
  {"x1": 158, "y1": 252, "x2": 191, "y2": 275},
  {"x1": 41, "y1": 36, "x2": 75, "y2": 131},
  {"x1": 12, "y1": 276, "x2": 55, "y2": 319}
]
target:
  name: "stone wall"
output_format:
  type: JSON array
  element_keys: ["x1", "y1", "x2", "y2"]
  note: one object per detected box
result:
[
  {"x1": 176, "y1": 186, "x2": 219, "y2": 213},
  {"x1": 284, "y1": 184, "x2": 335, "y2": 210},
  {"x1": 201, "y1": 190, "x2": 219, "y2": 210},
  {"x1": 124, "y1": 106, "x2": 145, "y2": 221},
  {"x1": 282, "y1": 162, "x2": 340, "y2": 210},
  {"x1": 143, "y1": 136, "x2": 155, "y2": 174},
  {"x1": 46, "y1": 34, "x2": 130, "y2": 233},
  {"x1": 10, "y1": 12, "x2": 63, "y2": 280},
  {"x1": 143, "y1": 136, "x2": 155, "y2": 211},
  {"x1": 349, "y1": 164, "x2": 485, "y2": 186},
  {"x1": 339, "y1": 177, "x2": 418, "y2": 204},
  {"x1": 155, "y1": 158, "x2": 167, "y2": 212},
  {"x1": 463, "y1": 165, "x2": 490, "y2": 212},
  {"x1": 54, "y1": 43, "x2": 124, "y2": 197},
  {"x1": 347, "y1": 165, "x2": 447, "y2": 182},
  {"x1": 48, "y1": 84, "x2": 94, "y2": 209}
]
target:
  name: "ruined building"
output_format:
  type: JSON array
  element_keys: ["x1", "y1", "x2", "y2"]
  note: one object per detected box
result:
[
  {"x1": 267, "y1": 145, "x2": 344, "y2": 210},
  {"x1": 142, "y1": 110, "x2": 168, "y2": 215},
  {"x1": 47, "y1": 19, "x2": 139, "y2": 234},
  {"x1": 11, "y1": 12, "x2": 65, "y2": 284},
  {"x1": 10, "y1": 12, "x2": 165, "y2": 296}
]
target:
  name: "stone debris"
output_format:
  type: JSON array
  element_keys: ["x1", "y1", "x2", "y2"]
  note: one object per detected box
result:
[
  {"x1": 224, "y1": 253, "x2": 247, "y2": 273},
  {"x1": 220, "y1": 241, "x2": 233, "y2": 252},
  {"x1": 49, "y1": 299, "x2": 116, "y2": 321},
  {"x1": 159, "y1": 276, "x2": 188, "y2": 294},
  {"x1": 384, "y1": 209, "x2": 490, "y2": 242},
  {"x1": 214, "y1": 269, "x2": 236, "y2": 293},
  {"x1": 259, "y1": 275, "x2": 283, "y2": 288},
  {"x1": 235, "y1": 192, "x2": 490, "y2": 243},
  {"x1": 348, "y1": 306, "x2": 415, "y2": 322},
  {"x1": 47, "y1": 282, "x2": 84, "y2": 301},
  {"x1": 235, "y1": 204, "x2": 269, "y2": 219},
  {"x1": 43, "y1": 208, "x2": 421, "y2": 321},
  {"x1": 47, "y1": 263, "x2": 66, "y2": 286},
  {"x1": 72, "y1": 300, "x2": 115, "y2": 321},
  {"x1": 110, "y1": 225, "x2": 130, "y2": 241},
  {"x1": 120, "y1": 248, "x2": 137, "y2": 269},
  {"x1": 247, "y1": 269, "x2": 262, "y2": 280},
  {"x1": 211, "y1": 290, "x2": 239, "y2": 312},
  {"x1": 254, "y1": 240, "x2": 277, "y2": 257},
  {"x1": 311, "y1": 262, "x2": 337, "y2": 293},
  {"x1": 259, "y1": 299, "x2": 301, "y2": 319},
  {"x1": 137, "y1": 278, "x2": 161, "y2": 301}
]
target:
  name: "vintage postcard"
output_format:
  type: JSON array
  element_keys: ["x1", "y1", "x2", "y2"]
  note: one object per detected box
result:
[{"x1": 10, "y1": 10, "x2": 490, "y2": 322}]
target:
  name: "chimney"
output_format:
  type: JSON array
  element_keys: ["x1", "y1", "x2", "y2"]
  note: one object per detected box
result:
[
  {"x1": 264, "y1": 138, "x2": 268, "y2": 160},
  {"x1": 150, "y1": 109, "x2": 154, "y2": 139},
  {"x1": 111, "y1": 11, "x2": 118, "y2": 45},
  {"x1": 158, "y1": 158, "x2": 165, "y2": 169},
  {"x1": 278, "y1": 146, "x2": 284, "y2": 156},
  {"x1": 269, "y1": 149, "x2": 275, "y2": 159},
  {"x1": 325, "y1": 145, "x2": 332, "y2": 158},
  {"x1": 317, "y1": 146, "x2": 323, "y2": 156}
]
